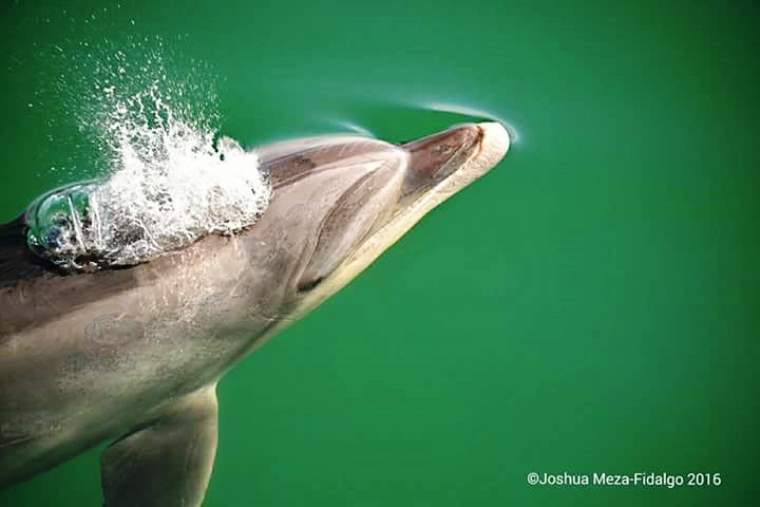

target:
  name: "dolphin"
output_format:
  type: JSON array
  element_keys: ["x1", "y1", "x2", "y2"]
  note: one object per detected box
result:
[{"x1": 0, "y1": 122, "x2": 510, "y2": 506}]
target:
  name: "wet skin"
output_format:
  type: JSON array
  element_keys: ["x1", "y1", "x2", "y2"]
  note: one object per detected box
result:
[{"x1": 0, "y1": 122, "x2": 509, "y2": 506}]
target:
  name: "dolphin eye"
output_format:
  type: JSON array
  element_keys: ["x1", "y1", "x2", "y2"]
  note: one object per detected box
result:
[{"x1": 297, "y1": 276, "x2": 324, "y2": 293}]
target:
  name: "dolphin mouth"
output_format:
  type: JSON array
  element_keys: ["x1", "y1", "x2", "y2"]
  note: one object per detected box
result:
[
  {"x1": 379, "y1": 121, "x2": 510, "y2": 250},
  {"x1": 241, "y1": 120, "x2": 512, "y2": 345},
  {"x1": 365, "y1": 120, "x2": 510, "y2": 254},
  {"x1": 293, "y1": 121, "x2": 510, "y2": 308}
]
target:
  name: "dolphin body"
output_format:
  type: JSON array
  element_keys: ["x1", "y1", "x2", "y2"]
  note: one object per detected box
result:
[{"x1": 0, "y1": 122, "x2": 509, "y2": 506}]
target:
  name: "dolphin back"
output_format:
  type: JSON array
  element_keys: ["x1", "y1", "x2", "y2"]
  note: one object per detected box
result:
[{"x1": 0, "y1": 216, "x2": 52, "y2": 289}]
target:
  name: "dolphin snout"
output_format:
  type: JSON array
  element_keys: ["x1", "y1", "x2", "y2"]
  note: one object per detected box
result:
[
  {"x1": 399, "y1": 122, "x2": 509, "y2": 202},
  {"x1": 473, "y1": 121, "x2": 510, "y2": 175}
]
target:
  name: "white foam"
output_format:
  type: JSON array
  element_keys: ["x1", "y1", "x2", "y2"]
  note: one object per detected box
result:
[{"x1": 28, "y1": 60, "x2": 270, "y2": 270}]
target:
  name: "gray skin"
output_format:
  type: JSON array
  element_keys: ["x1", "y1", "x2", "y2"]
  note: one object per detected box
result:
[{"x1": 0, "y1": 122, "x2": 509, "y2": 506}]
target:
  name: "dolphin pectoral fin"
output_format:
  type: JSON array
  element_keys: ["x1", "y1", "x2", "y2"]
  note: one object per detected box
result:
[{"x1": 100, "y1": 386, "x2": 219, "y2": 507}]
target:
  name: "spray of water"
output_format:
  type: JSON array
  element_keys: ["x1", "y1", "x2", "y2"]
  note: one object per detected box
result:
[{"x1": 26, "y1": 44, "x2": 271, "y2": 271}]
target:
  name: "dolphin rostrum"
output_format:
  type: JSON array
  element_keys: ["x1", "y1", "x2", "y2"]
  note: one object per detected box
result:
[{"x1": 0, "y1": 122, "x2": 510, "y2": 506}]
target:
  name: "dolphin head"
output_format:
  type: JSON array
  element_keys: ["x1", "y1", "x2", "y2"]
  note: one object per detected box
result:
[{"x1": 248, "y1": 122, "x2": 510, "y2": 322}]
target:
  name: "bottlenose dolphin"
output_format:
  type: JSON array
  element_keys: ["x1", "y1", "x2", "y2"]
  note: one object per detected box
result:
[{"x1": 0, "y1": 122, "x2": 510, "y2": 506}]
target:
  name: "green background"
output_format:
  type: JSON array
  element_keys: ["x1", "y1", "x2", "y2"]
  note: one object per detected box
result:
[{"x1": 1, "y1": 1, "x2": 759, "y2": 505}]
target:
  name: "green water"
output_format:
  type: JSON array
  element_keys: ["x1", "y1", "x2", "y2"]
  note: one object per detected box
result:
[{"x1": 2, "y1": 1, "x2": 759, "y2": 506}]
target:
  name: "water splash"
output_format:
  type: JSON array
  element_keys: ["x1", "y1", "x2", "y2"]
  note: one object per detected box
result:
[{"x1": 26, "y1": 45, "x2": 270, "y2": 271}]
